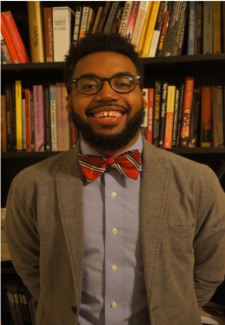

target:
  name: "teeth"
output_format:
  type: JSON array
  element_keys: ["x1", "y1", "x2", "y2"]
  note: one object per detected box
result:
[{"x1": 93, "y1": 111, "x2": 122, "y2": 118}]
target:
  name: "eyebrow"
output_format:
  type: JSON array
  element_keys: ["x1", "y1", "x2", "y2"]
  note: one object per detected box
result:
[{"x1": 74, "y1": 71, "x2": 134, "y2": 79}]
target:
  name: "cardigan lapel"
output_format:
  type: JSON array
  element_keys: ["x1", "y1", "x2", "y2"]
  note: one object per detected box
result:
[
  {"x1": 56, "y1": 141, "x2": 84, "y2": 305},
  {"x1": 140, "y1": 137, "x2": 171, "y2": 304}
]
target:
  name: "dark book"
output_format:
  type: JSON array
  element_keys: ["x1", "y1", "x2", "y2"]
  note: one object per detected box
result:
[
  {"x1": 176, "y1": 83, "x2": 185, "y2": 147},
  {"x1": 73, "y1": 6, "x2": 82, "y2": 45},
  {"x1": 177, "y1": 10, "x2": 188, "y2": 55},
  {"x1": 44, "y1": 87, "x2": 51, "y2": 151},
  {"x1": 97, "y1": 1, "x2": 111, "y2": 32},
  {"x1": 4, "y1": 85, "x2": 13, "y2": 151},
  {"x1": 195, "y1": 2, "x2": 203, "y2": 54},
  {"x1": 153, "y1": 81, "x2": 161, "y2": 147},
  {"x1": 156, "y1": 1, "x2": 173, "y2": 57},
  {"x1": 111, "y1": 7, "x2": 123, "y2": 34},
  {"x1": 11, "y1": 83, "x2": 16, "y2": 151},
  {"x1": 29, "y1": 91, "x2": 35, "y2": 152},
  {"x1": 104, "y1": 1, "x2": 120, "y2": 34},
  {"x1": 189, "y1": 89, "x2": 201, "y2": 147},
  {"x1": 187, "y1": 1, "x2": 196, "y2": 55},
  {"x1": 159, "y1": 82, "x2": 168, "y2": 148},
  {"x1": 172, "y1": 89, "x2": 180, "y2": 147},
  {"x1": 173, "y1": 1, "x2": 188, "y2": 56},
  {"x1": 69, "y1": 111, "x2": 78, "y2": 148}
]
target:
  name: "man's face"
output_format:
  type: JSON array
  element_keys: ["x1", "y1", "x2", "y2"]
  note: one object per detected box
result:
[{"x1": 68, "y1": 52, "x2": 147, "y2": 154}]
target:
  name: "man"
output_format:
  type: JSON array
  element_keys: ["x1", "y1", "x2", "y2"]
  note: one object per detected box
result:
[{"x1": 5, "y1": 33, "x2": 225, "y2": 325}]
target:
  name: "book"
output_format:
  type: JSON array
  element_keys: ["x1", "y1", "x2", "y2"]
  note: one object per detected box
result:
[
  {"x1": 149, "y1": 1, "x2": 168, "y2": 58},
  {"x1": 189, "y1": 89, "x2": 201, "y2": 148},
  {"x1": 73, "y1": 6, "x2": 82, "y2": 43},
  {"x1": 92, "y1": 7, "x2": 103, "y2": 34},
  {"x1": 33, "y1": 85, "x2": 45, "y2": 151},
  {"x1": 140, "y1": 88, "x2": 148, "y2": 139},
  {"x1": 163, "y1": 1, "x2": 182, "y2": 57},
  {"x1": 43, "y1": 8, "x2": 54, "y2": 62},
  {"x1": 111, "y1": 7, "x2": 123, "y2": 34},
  {"x1": 155, "y1": 1, "x2": 173, "y2": 57},
  {"x1": 195, "y1": 2, "x2": 203, "y2": 55},
  {"x1": 27, "y1": 1, "x2": 45, "y2": 63},
  {"x1": 142, "y1": 1, "x2": 161, "y2": 58},
  {"x1": 201, "y1": 87, "x2": 212, "y2": 147},
  {"x1": 118, "y1": 1, "x2": 133, "y2": 37},
  {"x1": 104, "y1": 2, "x2": 120, "y2": 34},
  {"x1": 180, "y1": 77, "x2": 194, "y2": 147},
  {"x1": 97, "y1": 1, "x2": 111, "y2": 33},
  {"x1": 213, "y1": 1, "x2": 221, "y2": 54},
  {"x1": 11, "y1": 83, "x2": 17, "y2": 151},
  {"x1": 22, "y1": 98, "x2": 27, "y2": 150},
  {"x1": 0, "y1": 13, "x2": 20, "y2": 63},
  {"x1": 159, "y1": 82, "x2": 168, "y2": 148},
  {"x1": 173, "y1": 1, "x2": 188, "y2": 56},
  {"x1": 177, "y1": 9, "x2": 188, "y2": 56},
  {"x1": 137, "y1": 1, "x2": 153, "y2": 56},
  {"x1": 50, "y1": 84, "x2": 58, "y2": 151},
  {"x1": 79, "y1": 7, "x2": 95, "y2": 39},
  {"x1": 1, "y1": 95, "x2": 7, "y2": 153},
  {"x1": 5, "y1": 85, "x2": 13, "y2": 151},
  {"x1": 56, "y1": 83, "x2": 70, "y2": 151},
  {"x1": 52, "y1": 7, "x2": 75, "y2": 62},
  {"x1": 203, "y1": 1, "x2": 213, "y2": 54},
  {"x1": 153, "y1": 80, "x2": 161, "y2": 147},
  {"x1": 172, "y1": 89, "x2": 180, "y2": 147},
  {"x1": 25, "y1": 89, "x2": 31, "y2": 152},
  {"x1": 131, "y1": 1, "x2": 150, "y2": 51},
  {"x1": 29, "y1": 91, "x2": 35, "y2": 152},
  {"x1": 68, "y1": 111, "x2": 77, "y2": 148},
  {"x1": 2, "y1": 11, "x2": 30, "y2": 63},
  {"x1": 212, "y1": 86, "x2": 224, "y2": 147},
  {"x1": 44, "y1": 87, "x2": 51, "y2": 151},
  {"x1": 187, "y1": 2, "x2": 196, "y2": 55},
  {"x1": 1, "y1": 31, "x2": 13, "y2": 64},
  {"x1": 164, "y1": 85, "x2": 176, "y2": 149},
  {"x1": 147, "y1": 88, "x2": 154, "y2": 144},
  {"x1": 87, "y1": 8, "x2": 96, "y2": 33},
  {"x1": 125, "y1": 1, "x2": 140, "y2": 42},
  {"x1": 15, "y1": 80, "x2": 22, "y2": 151}
]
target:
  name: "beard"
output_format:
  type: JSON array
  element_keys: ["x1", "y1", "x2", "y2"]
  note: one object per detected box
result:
[{"x1": 70, "y1": 105, "x2": 145, "y2": 152}]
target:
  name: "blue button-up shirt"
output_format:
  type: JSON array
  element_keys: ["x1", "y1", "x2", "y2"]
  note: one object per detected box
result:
[{"x1": 78, "y1": 133, "x2": 150, "y2": 325}]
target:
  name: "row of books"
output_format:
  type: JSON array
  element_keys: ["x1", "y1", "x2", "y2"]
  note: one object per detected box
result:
[
  {"x1": 141, "y1": 79, "x2": 224, "y2": 148},
  {"x1": 1, "y1": 274, "x2": 37, "y2": 325},
  {"x1": 1, "y1": 82, "x2": 77, "y2": 153}
]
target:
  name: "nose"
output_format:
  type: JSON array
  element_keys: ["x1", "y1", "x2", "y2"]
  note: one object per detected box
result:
[{"x1": 94, "y1": 79, "x2": 119, "y2": 101}]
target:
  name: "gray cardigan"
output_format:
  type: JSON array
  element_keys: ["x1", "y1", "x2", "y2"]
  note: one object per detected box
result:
[{"x1": 5, "y1": 136, "x2": 225, "y2": 325}]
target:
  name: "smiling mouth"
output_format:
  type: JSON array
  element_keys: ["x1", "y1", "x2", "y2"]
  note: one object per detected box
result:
[{"x1": 90, "y1": 110, "x2": 126, "y2": 118}]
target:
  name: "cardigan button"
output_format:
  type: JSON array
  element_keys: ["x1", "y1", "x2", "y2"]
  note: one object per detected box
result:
[{"x1": 71, "y1": 306, "x2": 77, "y2": 314}]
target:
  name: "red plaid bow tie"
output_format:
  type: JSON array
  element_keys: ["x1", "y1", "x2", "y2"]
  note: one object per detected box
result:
[{"x1": 78, "y1": 150, "x2": 141, "y2": 183}]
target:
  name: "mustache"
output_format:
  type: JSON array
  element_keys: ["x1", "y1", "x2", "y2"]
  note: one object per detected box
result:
[{"x1": 85, "y1": 103, "x2": 130, "y2": 115}]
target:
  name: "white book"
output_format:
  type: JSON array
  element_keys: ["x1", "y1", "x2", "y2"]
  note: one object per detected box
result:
[
  {"x1": 131, "y1": 1, "x2": 149, "y2": 51},
  {"x1": 212, "y1": 86, "x2": 224, "y2": 147},
  {"x1": 52, "y1": 7, "x2": 75, "y2": 62},
  {"x1": 142, "y1": 88, "x2": 149, "y2": 128}
]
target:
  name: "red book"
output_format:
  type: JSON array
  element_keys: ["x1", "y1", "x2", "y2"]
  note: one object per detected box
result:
[
  {"x1": 201, "y1": 87, "x2": 212, "y2": 147},
  {"x1": 43, "y1": 8, "x2": 54, "y2": 62},
  {"x1": 147, "y1": 88, "x2": 154, "y2": 144},
  {"x1": 1, "y1": 11, "x2": 30, "y2": 63},
  {"x1": 0, "y1": 13, "x2": 20, "y2": 63},
  {"x1": 25, "y1": 89, "x2": 31, "y2": 152},
  {"x1": 125, "y1": 1, "x2": 140, "y2": 42},
  {"x1": 180, "y1": 77, "x2": 194, "y2": 147}
]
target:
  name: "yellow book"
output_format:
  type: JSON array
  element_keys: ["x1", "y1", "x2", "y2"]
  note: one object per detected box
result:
[
  {"x1": 15, "y1": 80, "x2": 22, "y2": 151},
  {"x1": 141, "y1": 1, "x2": 160, "y2": 58},
  {"x1": 87, "y1": 8, "x2": 96, "y2": 32},
  {"x1": 27, "y1": 1, "x2": 45, "y2": 62},
  {"x1": 213, "y1": 1, "x2": 221, "y2": 54},
  {"x1": 138, "y1": 1, "x2": 153, "y2": 57},
  {"x1": 164, "y1": 86, "x2": 176, "y2": 149}
]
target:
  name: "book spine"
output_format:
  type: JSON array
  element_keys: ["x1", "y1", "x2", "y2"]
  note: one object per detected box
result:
[
  {"x1": 29, "y1": 91, "x2": 35, "y2": 152},
  {"x1": 187, "y1": 2, "x2": 196, "y2": 55},
  {"x1": 50, "y1": 85, "x2": 58, "y2": 151},
  {"x1": 104, "y1": 2, "x2": 120, "y2": 34},
  {"x1": 159, "y1": 82, "x2": 168, "y2": 148},
  {"x1": 97, "y1": 1, "x2": 111, "y2": 32},
  {"x1": 43, "y1": 8, "x2": 54, "y2": 62},
  {"x1": 147, "y1": 88, "x2": 154, "y2": 144},
  {"x1": 1, "y1": 32, "x2": 13, "y2": 64},
  {"x1": 164, "y1": 86, "x2": 176, "y2": 149},
  {"x1": 195, "y1": 2, "x2": 203, "y2": 55},
  {"x1": 5, "y1": 86, "x2": 13, "y2": 151},
  {"x1": 22, "y1": 99, "x2": 27, "y2": 151},
  {"x1": 11, "y1": 84, "x2": 16, "y2": 151},
  {"x1": 2, "y1": 11, "x2": 30, "y2": 63},
  {"x1": 79, "y1": 7, "x2": 90, "y2": 39},
  {"x1": 189, "y1": 89, "x2": 201, "y2": 147},
  {"x1": 27, "y1": 1, "x2": 45, "y2": 63},
  {"x1": 201, "y1": 87, "x2": 212, "y2": 147},
  {"x1": 125, "y1": 1, "x2": 140, "y2": 42},
  {"x1": 155, "y1": 1, "x2": 173, "y2": 57},
  {"x1": 172, "y1": 89, "x2": 180, "y2": 147},
  {"x1": 111, "y1": 7, "x2": 123, "y2": 34},
  {"x1": 15, "y1": 80, "x2": 22, "y2": 151},
  {"x1": 149, "y1": 1, "x2": 168, "y2": 58},
  {"x1": 68, "y1": 112, "x2": 77, "y2": 148},
  {"x1": 180, "y1": 77, "x2": 194, "y2": 147},
  {"x1": 87, "y1": 8, "x2": 96, "y2": 33},
  {"x1": 0, "y1": 13, "x2": 20, "y2": 63},
  {"x1": 153, "y1": 80, "x2": 161, "y2": 147},
  {"x1": 118, "y1": 1, "x2": 133, "y2": 37},
  {"x1": 1, "y1": 95, "x2": 7, "y2": 153},
  {"x1": 177, "y1": 10, "x2": 188, "y2": 56},
  {"x1": 56, "y1": 83, "x2": 70, "y2": 151},
  {"x1": 172, "y1": 1, "x2": 187, "y2": 56},
  {"x1": 44, "y1": 87, "x2": 51, "y2": 151},
  {"x1": 212, "y1": 86, "x2": 223, "y2": 147},
  {"x1": 73, "y1": 6, "x2": 82, "y2": 43},
  {"x1": 203, "y1": 1, "x2": 213, "y2": 54},
  {"x1": 21, "y1": 291, "x2": 32, "y2": 325},
  {"x1": 131, "y1": 1, "x2": 150, "y2": 51},
  {"x1": 92, "y1": 7, "x2": 103, "y2": 34},
  {"x1": 213, "y1": 1, "x2": 221, "y2": 54},
  {"x1": 176, "y1": 83, "x2": 185, "y2": 147},
  {"x1": 140, "y1": 88, "x2": 149, "y2": 139},
  {"x1": 25, "y1": 89, "x2": 31, "y2": 152},
  {"x1": 33, "y1": 85, "x2": 45, "y2": 151}
]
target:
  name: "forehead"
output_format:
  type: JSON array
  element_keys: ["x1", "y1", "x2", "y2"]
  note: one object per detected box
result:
[{"x1": 73, "y1": 52, "x2": 138, "y2": 78}]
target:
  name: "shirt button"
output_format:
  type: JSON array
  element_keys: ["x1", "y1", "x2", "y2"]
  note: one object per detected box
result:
[
  {"x1": 111, "y1": 301, "x2": 117, "y2": 308},
  {"x1": 111, "y1": 192, "x2": 116, "y2": 198},
  {"x1": 112, "y1": 228, "x2": 117, "y2": 234},
  {"x1": 111, "y1": 264, "x2": 117, "y2": 271}
]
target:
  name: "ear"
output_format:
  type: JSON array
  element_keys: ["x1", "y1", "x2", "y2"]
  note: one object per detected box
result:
[
  {"x1": 66, "y1": 95, "x2": 71, "y2": 113},
  {"x1": 141, "y1": 90, "x2": 148, "y2": 110}
]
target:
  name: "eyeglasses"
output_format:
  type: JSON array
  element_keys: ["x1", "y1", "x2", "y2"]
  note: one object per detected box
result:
[{"x1": 68, "y1": 75, "x2": 141, "y2": 95}]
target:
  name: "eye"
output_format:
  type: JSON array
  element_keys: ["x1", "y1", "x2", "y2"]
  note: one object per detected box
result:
[
  {"x1": 113, "y1": 76, "x2": 133, "y2": 89},
  {"x1": 78, "y1": 78, "x2": 100, "y2": 93}
]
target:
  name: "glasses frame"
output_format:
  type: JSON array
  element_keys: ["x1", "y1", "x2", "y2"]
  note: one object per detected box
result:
[{"x1": 68, "y1": 75, "x2": 142, "y2": 95}]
